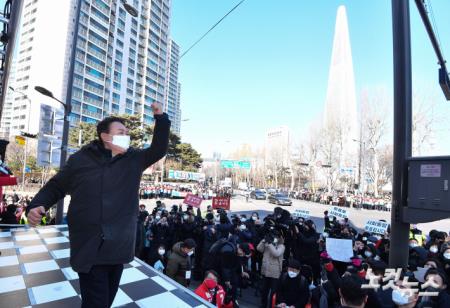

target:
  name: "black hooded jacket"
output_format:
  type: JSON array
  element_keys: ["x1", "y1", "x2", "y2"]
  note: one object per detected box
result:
[{"x1": 27, "y1": 113, "x2": 170, "y2": 273}]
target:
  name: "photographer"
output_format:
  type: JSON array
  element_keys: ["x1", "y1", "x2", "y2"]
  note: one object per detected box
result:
[
  {"x1": 296, "y1": 220, "x2": 320, "y2": 281},
  {"x1": 257, "y1": 230, "x2": 285, "y2": 308}
]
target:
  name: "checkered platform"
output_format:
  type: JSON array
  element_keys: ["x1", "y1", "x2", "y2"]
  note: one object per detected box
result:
[{"x1": 0, "y1": 225, "x2": 212, "y2": 308}]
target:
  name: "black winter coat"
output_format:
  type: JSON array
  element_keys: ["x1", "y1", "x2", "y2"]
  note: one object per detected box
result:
[
  {"x1": 27, "y1": 113, "x2": 170, "y2": 273},
  {"x1": 276, "y1": 273, "x2": 310, "y2": 308}
]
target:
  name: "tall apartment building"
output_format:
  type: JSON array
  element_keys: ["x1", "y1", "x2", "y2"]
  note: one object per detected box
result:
[
  {"x1": 164, "y1": 39, "x2": 181, "y2": 135},
  {"x1": 1, "y1": 0, "x2": 183, "y2": 141},
  {"x1": 70, "y1": 0, "x2": 172, "y2": 127},
  {"x1": 1, "y1": 0, "x2": 75, "y2": 137}
]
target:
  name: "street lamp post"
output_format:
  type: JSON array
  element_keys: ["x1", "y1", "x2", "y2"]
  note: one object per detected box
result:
[
  {"x1": 9, "y1": 86, "x2": 32, "y2": 188},
  {"x1": 35, "y1": 86, "x2": 70, "y2": 224},
  {"x1": 353, "y1": 139, "x2": 365, "y2": 193}
]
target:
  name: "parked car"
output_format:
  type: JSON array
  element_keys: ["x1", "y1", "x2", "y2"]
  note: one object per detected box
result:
[
  {"x1": 268, "y1": 193, "x2": 292, "y2": 206},
  {"x1": 250, "y1": 190, "x2": 266, "y2": 200}
]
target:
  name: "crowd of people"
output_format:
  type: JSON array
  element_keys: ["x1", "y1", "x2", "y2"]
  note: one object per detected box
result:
[
  {"x1": 135, "y1": 200, "x2": 450, "y2": 308},
  {"x1": 289, "y1": 190, "x2": 392, "y2": 212},
  {"x1": 139, "y1": 183, "x2": 233, "y2": 200},
  {"x1": 0, "y1": 191, "x2": 43, "y2": 225},
  {"x1": 2, "y1": 188, "x2": 450, "y2": 308}
]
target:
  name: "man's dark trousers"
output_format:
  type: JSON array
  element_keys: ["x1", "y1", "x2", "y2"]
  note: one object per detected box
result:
[{"x1": 79, "y1": 264, "x2": 124, "y2": 308}]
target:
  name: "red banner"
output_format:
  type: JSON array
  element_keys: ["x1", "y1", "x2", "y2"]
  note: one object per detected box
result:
[
  {"x1": 183, "y1": 194, "x2": 203, "y2": 208},
  {"x1": 212, "y1": 197, "x2": 231, "y2": 210}
]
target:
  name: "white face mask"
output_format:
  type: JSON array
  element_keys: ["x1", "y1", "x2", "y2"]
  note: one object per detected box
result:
[
  {"x1": 430, "y1": 246, "x2": 438, "y2": 254},
  {"x1": 392, "y1": 289, "x2": 411, "y2": 305},
  {"x1": 288, "y1": 271, "x2": 298, "y2": 278},
  {"x1": 273, "y1": 238, "x2": 278, "y2": 244},
  {"x1": 239, "y1": 225, "x2": 246, "y2": 231},
  {"x1": 183, "y1": 215, "x2": 189, "y2": 220},
  {"x1": 252, "y1": 216, "x2": 257, "y2": 221},
  {"x1": 364, "y1": 251, "x2": 373, "y2": 258},
  {"x1": 409, "y1": 243, "x2": 418, "y2": 248},
  {"x1": 187, "y1": 250, "x2": 194, "y2": 256},
  {"x1": 155, "y1": 215, "x2": 161, "y2": 220},
  {"x1": 444, "y1": 253, "x2": 450, "y2": 260},
  {"x1": 158, "y1": 249, "x2": 165, "y2": 256},
  {"x1": 241, "y1": 218, "x2": 247, "y2": 222},
  {"x1": 111, "y1": 135, "x2": 130, "y2": 150}
]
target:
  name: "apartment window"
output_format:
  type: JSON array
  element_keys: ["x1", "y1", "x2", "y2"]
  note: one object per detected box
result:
[
  {"x1": 91, "y1": 6, "x2": 109, "y2": 23},
  {"x1": 116, "y1": 39, "x2": 123, "y2": 49},
  {"x1": 86, "y1": 67, "x2": 105, "y2": 79},
  {"x1": 119, "y1": 7, "x2": 126, "y2": 19}
]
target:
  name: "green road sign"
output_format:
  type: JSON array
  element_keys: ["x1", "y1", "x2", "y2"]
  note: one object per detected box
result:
[{"x1": 238, "y1": 161, "x2": 251, "y2": 169}]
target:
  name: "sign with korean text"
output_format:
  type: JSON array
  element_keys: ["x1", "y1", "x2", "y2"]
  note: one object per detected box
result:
[
  {"x1": 292, "y1": 209, "x2": 310, "y2": 219},
  {"x1": 168, "y1": 170, "x2": 206, "y2": 182},
  {"x1": 220, "y1": 160, "x2": 251, "y2": 170},
  {"x1": 329, "y1": 206, "x2": 348, "y2": 219},
  {"x1": 183, "y1": 194, "x2": 203, "y2": 208},
  {"x1": 364, "y1": 220, "x2": 389, "y2": 234},
  {"x1": 420, "y1": 164, "x2": 441, "y2": 177},
  {"x1": 212, "y1": 197, "x2": 231, "y2": 210},
  {"x1": 326, "y1": 238, "x2": 354, "y2": 262}
]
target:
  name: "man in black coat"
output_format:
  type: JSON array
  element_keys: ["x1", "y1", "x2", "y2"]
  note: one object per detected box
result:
[
  {"x1": 26, "y1": 103, "x2": 170, "y2": 308},
  {"x1": 276, "y1": 259, "x2": 310, "y2": 308}
]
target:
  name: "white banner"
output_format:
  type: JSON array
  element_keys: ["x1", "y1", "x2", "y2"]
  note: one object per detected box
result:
[
  {"x1": 329, "y1": 206, "x2": 348, "y2": 219},
  {"x1": 292, "y1": 209, "x2": 310, "y2": 219},
  {"x1": 364, "y1": 220, "x2": 389, "y2": 234},
  {"x1": 326, "y1": 238, "x2": 354, "y2": 262}
]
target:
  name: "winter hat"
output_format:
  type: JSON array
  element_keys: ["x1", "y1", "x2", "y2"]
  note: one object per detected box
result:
[{"x1": 288, "y1": 258, "x2": 301, "y2": 270}]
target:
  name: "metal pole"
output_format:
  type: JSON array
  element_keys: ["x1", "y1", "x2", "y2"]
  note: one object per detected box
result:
[
  {"x1": 358, "y1": 141, "x2": 362, "y2": 190},
  {"x1": 22, "y1": 97, "x2": 32, "y2": 189},
  {"x1": 55, "y1": 0, "x2": 81, "y2": 224},
  {"x1": 389, "y1": 0, "x2": 412, "y2": 268}
]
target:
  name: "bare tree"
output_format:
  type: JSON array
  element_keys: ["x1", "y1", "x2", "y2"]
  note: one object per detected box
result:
[
  {"x1": 360, "y1": 88, "x2": 390, "y2": 196},
  {"x1": 412, "y1": 90, "x2": 444, "y2": 156}
]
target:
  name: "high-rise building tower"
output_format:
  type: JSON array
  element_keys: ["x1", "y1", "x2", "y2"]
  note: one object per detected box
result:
[
  {"x1": 3, "y1": 0, "x2": 75, "y2": 137},
  {"x1": 70, "y1": 0, "x2": 171, "y2": 126},
  {"x1": 1, "y1": 0, "x2": 180, "y2": 141},
  {"x1": 323, "y1": 5, "x2": 358, "y2": 162},
  {"x1": 165, "y1": 39, "x2": 181, "y2": 135}
]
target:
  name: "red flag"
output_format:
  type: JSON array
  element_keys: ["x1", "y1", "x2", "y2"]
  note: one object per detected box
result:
[
  {"x1": 183, "y1": 194, "x2": 203, "y2": 208},
  {"x1": 212, "y1": 197, "x2": 231, "y2": 210}
]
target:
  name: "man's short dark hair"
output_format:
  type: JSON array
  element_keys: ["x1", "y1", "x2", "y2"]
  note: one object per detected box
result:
[
  {"x1": 96, "y1": 116, "x2": 126, "y2": 140},
  {"x1": 183, "y1": 238, "x2": 196, "y2": 249},
  {"x1": 205, "y1": 270, "x2": 219, "y2": 279},
  {"x1": 339, "y1": 275, "x2": 367, "y2": 307}
]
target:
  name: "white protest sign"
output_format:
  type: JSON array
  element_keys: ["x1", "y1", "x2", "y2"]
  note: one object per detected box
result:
[
  {"x1": 326, "y1": 238, "x2": 354, "y2": 262},
  {"x1": 329, "y1": 206, "x2": 349, "y2": 219},
  {"x1": 364, "y1": 220, "x2": 389, "y2": 234},
  {"x1": 292, "y1": 209, "x2": 310, "y2": 219}
]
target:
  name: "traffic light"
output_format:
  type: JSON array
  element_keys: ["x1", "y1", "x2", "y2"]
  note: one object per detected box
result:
[{"x1": 21, "y1": 132, "x2": 38, "y2": 139}]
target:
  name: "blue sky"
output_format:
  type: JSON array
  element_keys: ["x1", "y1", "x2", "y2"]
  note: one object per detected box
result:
[{"x1": 171, "y1": 0, "x2": 450, "y2": 157}]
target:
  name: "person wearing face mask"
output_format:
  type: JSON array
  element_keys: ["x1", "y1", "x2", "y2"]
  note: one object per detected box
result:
[
  {"x1": 416, "y1": 268, "x2": 450, "y2": 308},
  {"x1": 150, "y1": 245, "x2": 167, "y2": 273},
  {"x1": 25, "y1": 103, "x2": 170, "y2": 308},
  {"x1": 440, "y1": 244, "x2": 450, "y2": 284},
  {"x1": 166, "y1": 238, "x2": 196, "y2": 287},
  {"x1": 257, "y1": 232, "x2": 285, "y2": 308},
  {"x1": 275, "y1": 259, "x2": 309, "y2": 308},
  {"x1": 195, "y1": 270, "x2": 233, "y2": 308}
]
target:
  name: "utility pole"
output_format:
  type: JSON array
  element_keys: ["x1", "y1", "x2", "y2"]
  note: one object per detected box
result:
[{"x1": 389, "y1": 0, "x2": 412, "y2": 268}]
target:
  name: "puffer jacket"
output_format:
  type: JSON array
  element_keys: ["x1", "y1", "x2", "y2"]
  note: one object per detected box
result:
[
  {"x1": 257, "y1": 237, "x2": 285, "y2": 279},
  {"x1": 166, "y1": 241, "x2": 190, "y2": 286}
]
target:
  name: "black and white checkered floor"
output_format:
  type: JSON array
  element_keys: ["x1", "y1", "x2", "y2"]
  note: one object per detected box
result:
[{"x1": 0, "y1": 225, "x2": 212, "y2": 308}]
